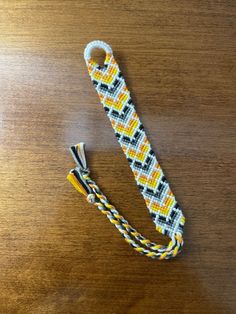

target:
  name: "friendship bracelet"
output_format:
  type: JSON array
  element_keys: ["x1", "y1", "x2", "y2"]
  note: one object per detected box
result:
[{"x1": 67, "y1": 40, "x2": 185, "y2": 259}]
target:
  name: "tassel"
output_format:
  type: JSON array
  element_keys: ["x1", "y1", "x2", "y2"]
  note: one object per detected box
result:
[{"x1": 67, "y1": 143, "x2": 92, "y2": 197}]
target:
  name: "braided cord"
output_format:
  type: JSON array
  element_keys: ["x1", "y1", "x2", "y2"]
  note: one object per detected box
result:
[{"x1": 84, "y1": 173, "x2": 183, "y2": 259}]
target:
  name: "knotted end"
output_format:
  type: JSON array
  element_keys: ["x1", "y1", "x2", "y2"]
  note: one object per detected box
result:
[{"x1": 67, "y1": 143, "x2": 92, "y2": 197}]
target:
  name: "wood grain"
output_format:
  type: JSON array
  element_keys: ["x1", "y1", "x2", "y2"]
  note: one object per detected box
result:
[{"x1": 0, "y1": 1, "x2": 235, "y2": 313}]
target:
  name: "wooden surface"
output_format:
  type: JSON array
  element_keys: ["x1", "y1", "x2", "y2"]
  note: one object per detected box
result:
[{"x1": 0, "y1": 1, "x2": 235, "y2": 313}]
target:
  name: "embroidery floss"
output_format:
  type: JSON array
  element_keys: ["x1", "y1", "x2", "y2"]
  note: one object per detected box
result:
[{"x1": 67, "y1": 40, "x2": 185, "y2": 259}]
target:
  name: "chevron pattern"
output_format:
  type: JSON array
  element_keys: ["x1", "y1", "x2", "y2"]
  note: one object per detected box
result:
[{"x1": 86, "y1": 50, "x2": 185, "y2": 240}]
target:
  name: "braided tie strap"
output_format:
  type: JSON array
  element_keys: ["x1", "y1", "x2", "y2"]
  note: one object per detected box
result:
[{"x1": 67, "y1": 40, "x2": 185, "y2": 259}]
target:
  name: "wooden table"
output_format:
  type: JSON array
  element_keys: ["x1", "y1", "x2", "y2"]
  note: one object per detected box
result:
[{"x1": 0, "y1": 1, "x2": 235, "y2": 313}]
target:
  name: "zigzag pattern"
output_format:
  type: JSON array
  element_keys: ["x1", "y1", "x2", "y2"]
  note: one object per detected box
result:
[{"x1": 87, "y1": 51, "x2": 185, "y2": 239}]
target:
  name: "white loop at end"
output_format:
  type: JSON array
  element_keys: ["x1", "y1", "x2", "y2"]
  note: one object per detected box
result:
[{"x1": 84, "y1": 40, "x2": 113, "y2": 64}]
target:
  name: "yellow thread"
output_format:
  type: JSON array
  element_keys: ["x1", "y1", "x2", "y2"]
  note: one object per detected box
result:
[{"x1": 67, "y1": 173, "x2": 88, "y2": 196}]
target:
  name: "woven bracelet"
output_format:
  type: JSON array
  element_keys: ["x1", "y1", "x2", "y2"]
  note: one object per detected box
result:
[{"x1": 67, "y1": 40, "x2": 185, "y2": 259}]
